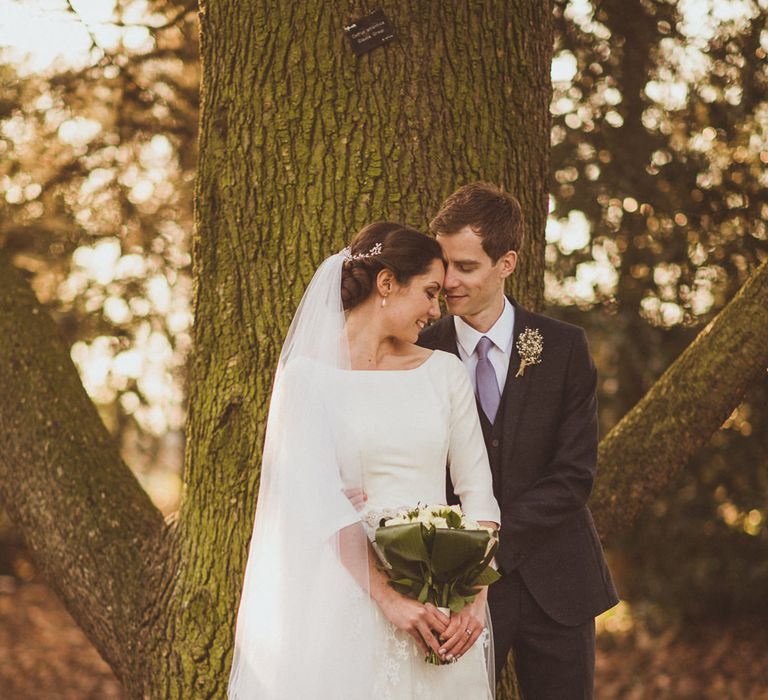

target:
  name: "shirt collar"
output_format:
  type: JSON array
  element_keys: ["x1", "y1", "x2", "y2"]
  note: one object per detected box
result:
[{"x1": 454, "y1": 297, "x2": 515, "y2": 356}]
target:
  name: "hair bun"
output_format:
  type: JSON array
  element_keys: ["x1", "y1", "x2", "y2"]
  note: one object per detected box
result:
[{"x1": 340, "y1": 261, "x2": 374, "y2": 310}]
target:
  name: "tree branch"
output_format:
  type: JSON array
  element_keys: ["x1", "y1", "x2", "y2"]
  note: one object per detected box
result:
[
  {"x1": 0, "y1": 254, "x2": 169, "y2": 682},
  {"x1": 593, "y1": 259, "x2": 768, "y2": 539}
]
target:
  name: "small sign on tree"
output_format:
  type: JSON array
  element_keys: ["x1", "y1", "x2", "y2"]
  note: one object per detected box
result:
[{"x1": 344, "y1": 9, "x2": 397, "y2": 56}]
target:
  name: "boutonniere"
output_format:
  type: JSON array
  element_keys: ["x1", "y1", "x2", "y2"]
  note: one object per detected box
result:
[{"x1": 515, "y1": 327, "x2": 543, "y2": 378}]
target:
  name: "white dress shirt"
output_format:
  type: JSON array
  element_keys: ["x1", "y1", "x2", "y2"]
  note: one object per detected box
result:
[{"x1": 453, "y1": 297, "x2": 516, "y2": 396}]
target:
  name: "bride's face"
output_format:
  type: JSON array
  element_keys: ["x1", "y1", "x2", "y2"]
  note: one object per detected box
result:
[{"x1": 386, "y1": 258, "x2": 444, "y2": 343}]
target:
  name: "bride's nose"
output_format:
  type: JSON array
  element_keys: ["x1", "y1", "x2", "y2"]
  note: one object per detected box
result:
[{"x1": 428, "y1": 298, "x2": 441, "y2": 319}]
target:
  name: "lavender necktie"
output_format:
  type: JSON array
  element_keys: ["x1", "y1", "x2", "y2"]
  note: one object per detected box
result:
[{"x1": 475, "y1": 336, "x2": 500, "y2": 423}]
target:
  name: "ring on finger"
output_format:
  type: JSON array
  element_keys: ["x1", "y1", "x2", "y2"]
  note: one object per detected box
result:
[{"x1": 464, "y1": 628, "x2": 472, "y2": 637}]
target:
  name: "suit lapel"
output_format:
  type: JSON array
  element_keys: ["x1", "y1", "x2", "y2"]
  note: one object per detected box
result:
[
  {"x1": 499, "y1": 302, "x2": 538, "y2": 472},
  {"x1": 436, "y1": 301, "x2": 537, "y2": 436},
  {"x1": 434, "y1": 304, "x2": 538, "y2": 493}
]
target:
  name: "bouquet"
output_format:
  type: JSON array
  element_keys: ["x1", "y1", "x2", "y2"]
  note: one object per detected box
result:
[{"x1": 374, "y1": 504, "x2": 500, "y2": 664}]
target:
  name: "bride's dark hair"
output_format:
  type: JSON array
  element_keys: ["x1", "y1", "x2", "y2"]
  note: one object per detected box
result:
[{"x1": 341, "y1": 222, "x2": 444, "y2": 311}]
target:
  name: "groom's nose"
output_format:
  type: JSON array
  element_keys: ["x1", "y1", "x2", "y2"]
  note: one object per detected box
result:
[{"x1": 443, "y1": 267, "x2": 460, "y2": 290}]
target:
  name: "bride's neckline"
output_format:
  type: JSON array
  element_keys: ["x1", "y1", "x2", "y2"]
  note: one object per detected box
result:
[{"x1": 345, "y1": 350, "x2": 437, "y2": 373}]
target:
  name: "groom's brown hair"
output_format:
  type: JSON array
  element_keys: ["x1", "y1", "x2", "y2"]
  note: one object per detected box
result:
[{"x1": 430, "y1": 182, "x2": 523, "y2": 262}]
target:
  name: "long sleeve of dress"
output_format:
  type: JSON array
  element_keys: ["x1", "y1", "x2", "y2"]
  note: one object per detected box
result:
[
  {"x1": 444, "y1": 354, "x2": 501, "y2": 524},
  {"x1": 270, "y1": 360, "x2": 361, "y2": 541}
]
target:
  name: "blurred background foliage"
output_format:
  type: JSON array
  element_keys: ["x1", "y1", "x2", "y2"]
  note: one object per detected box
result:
[
  {"x1": 0, "y1": 0, "x2": 766, "y2": 630},
  {"x1": 546, "y1": 0, "x2": 768, "y2": 627},
  {"x1": 0, "y1": 0, "x2": 197, "y2": 516}
]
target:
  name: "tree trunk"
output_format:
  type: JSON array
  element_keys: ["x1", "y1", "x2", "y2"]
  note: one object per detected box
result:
[
  {"x1": 1, "y1": 2, "x2": 767, "y2": 699},
  {"x1": 1, "y1": 2, "x2": 553, "y2": 696},
  {"x1": 182, "y1": 1, "x2": 552, "y2": 697},
  {"x1": 0, "y1": 255, "x2": 169, "y2": 690},
  {"x1": 592, "y1": 258, "x2": 768, "y2": 539}
]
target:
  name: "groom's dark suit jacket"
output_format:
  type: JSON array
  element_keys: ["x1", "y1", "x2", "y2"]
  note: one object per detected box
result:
[{"x1": 419, "y1": 300, "x2": 618, "y2": 626}]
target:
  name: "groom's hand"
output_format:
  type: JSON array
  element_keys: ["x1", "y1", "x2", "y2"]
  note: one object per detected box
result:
[
  {"x1": 438, "y1": 590, "x2": 488, "y2": 661},
  {"x1": 343, "y1": 488, "x2": 368, "y2": 511}
]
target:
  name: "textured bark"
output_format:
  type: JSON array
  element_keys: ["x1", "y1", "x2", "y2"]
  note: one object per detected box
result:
[
  {"x1": 0, "y1": 255, "x2": 169, "y2": 688},
  {"x1": 3, "y1": 2, "x2": 765, "y2": 699},
  {"x1": 592, "y1": 259, "x2": 768, "y2": 539},
  {"x1": 177, "y1": 1, "x2": 553, "y2": 697},
  {"x1": 0, "y1": 3, "x2": 552, "y2": 697}
]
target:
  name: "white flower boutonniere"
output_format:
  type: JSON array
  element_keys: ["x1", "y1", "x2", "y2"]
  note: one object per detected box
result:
[{"x1": 515, "y1": 327, "x2": 543, "y2": 378}]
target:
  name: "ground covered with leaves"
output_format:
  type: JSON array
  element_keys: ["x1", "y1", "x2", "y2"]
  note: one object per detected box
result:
[
  {"x1": 1, "y1": 581, "x2": 767, "y2": 699},
  {"x1": 0, "y1": 579, "x2": 122, "y2": 699},
  {"x1": 595, "y1": 602, "x2": 768, "y2": 699}
]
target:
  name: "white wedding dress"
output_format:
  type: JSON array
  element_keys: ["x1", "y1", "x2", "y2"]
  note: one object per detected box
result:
[
  {"x1": 331, "y1": 350, "x2": 500, "y2": 700},
  {"x1": 228, "y1": 251, "x2": 500, "y2": 700}
]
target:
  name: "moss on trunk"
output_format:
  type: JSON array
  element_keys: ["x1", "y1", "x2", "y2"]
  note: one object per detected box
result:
[
  {"x1": 592, "y1": 259, "x2": 768, "y2": 540},
  {"x1": 0, "y1": 255, "x2": 167, "y2": 689},
  {"x1": 183, "y1": 1, "x2": 552, "y2": 696},
  {"x1": 6, "y1": 3, "x2": 767, "y2": 699}
]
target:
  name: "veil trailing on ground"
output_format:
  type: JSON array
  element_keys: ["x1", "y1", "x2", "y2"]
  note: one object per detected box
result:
[{"x1": 228, "y1": 251, "x2": 374, "y2": 699}]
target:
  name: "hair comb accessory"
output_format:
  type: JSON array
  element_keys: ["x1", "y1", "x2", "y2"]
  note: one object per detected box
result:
[{"x1": 342, "y1": 242, "x2": 383, "y2": 262}]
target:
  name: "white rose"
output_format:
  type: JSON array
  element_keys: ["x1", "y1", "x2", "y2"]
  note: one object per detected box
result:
[{"x1": 416, "y1": 510, "x2": 434, "y2": 526}]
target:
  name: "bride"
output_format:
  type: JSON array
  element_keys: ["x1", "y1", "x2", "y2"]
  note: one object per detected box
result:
[{"x1": 228, "y1": 222, "x2": 501, "y2": 699}]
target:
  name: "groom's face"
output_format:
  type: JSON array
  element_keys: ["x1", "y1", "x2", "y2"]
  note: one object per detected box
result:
[{"x1": 437, "y1": 227, "x2": 514, "y2": 323}]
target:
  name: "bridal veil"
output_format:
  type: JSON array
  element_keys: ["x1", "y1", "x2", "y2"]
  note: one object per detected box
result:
[{"x1": 228, "y1": 251, "x2": 375, "y2": 699}]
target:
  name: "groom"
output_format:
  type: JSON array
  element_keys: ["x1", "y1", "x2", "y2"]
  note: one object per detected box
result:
[{"x1": 418, "y1": 182, "x2": 618, "y2": 699}]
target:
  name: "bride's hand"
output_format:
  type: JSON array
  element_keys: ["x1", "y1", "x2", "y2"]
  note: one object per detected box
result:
[
  {"x1": 437, "y1": 589, "x2": 488, "y2": 661},
  {"x1": 378, "y1": 592, "x2": 450, "y2": 657}
]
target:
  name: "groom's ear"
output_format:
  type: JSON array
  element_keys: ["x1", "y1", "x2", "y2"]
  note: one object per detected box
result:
[{"x1": 497, "y1": 250, "x2": 518, "y2": 279}]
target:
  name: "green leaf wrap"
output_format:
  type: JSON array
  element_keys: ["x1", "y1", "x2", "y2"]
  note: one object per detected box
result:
[{"x1": 374, "y1": 521, "x2": 501, "y2": 611}]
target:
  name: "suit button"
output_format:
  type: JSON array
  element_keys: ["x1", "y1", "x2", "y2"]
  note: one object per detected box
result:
[{"x1": 491, "y1": 439, "x2": 499, "y2": 448}]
